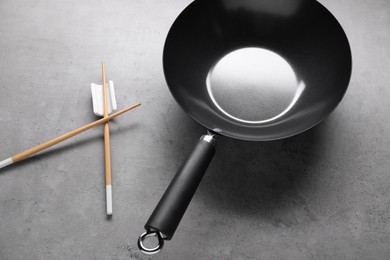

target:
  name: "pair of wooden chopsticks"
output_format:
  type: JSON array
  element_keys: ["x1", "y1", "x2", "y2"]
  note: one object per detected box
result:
[{"x1": 0, "y1": 63, "x2": 138, "y2": 216}]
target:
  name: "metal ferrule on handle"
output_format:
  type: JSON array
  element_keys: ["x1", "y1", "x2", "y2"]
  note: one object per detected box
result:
[{"x1": 138, "y1": 133, "x2": 218, "y2": 254}]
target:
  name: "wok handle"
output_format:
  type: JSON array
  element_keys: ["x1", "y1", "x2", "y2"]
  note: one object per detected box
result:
[{"x1": 138, "y1": 132, "x2": 217, "y2": 254}]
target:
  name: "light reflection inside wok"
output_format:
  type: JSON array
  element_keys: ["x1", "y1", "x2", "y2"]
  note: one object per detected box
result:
[{"x1": 206, "y1": 47, "x2": 305, "y2": 124}]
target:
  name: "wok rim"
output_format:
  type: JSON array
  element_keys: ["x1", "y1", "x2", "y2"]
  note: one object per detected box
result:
[{"x1": 162, "y1": 0, "x2": 353, "y2": 142}]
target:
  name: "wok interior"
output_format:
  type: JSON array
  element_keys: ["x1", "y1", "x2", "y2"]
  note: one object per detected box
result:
[{"x1": 163, "y1": 0, "x2": 352, "y2": 141}]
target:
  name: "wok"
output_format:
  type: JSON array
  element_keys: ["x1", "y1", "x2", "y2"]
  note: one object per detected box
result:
[{"x1": 138, "y1": 0, "x2": 352, "y2": 254}]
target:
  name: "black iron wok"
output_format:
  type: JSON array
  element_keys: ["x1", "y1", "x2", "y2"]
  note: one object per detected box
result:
[{"x1": 138, "y1": 0, "x2": 352, "y2": 254}]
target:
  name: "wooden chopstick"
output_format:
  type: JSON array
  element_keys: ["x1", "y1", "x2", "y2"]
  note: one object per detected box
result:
[
  {"x1": 102, "y1": 62, "x2": 113, "y2": 216},
  {"x1": 0, "y1": 103, "x2": 141, "y2": 170}
]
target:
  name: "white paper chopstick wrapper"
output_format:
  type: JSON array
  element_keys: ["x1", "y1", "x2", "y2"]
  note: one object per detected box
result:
[{"x1": 91, "y1": 81, "x2": 117, "y2": 116}]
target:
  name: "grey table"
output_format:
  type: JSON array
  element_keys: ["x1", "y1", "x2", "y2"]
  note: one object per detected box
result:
[{"x1": 1, "y1": 0, "x2": 389, "y2": 259}]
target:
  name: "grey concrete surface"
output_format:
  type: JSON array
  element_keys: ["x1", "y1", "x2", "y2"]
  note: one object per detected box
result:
[{"x1": 0, "y1": 0, "x2": 389, "y2": 259}]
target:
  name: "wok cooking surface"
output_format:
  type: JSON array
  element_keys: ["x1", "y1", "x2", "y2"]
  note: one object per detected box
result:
[{"x1": 163, "y1": 0, "x2": 352, "y2": 140}]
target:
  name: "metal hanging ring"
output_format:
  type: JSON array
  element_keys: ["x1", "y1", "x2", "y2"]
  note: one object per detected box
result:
[{"x1": 137, "y1": 230, "x2": 164, "y2": 255}]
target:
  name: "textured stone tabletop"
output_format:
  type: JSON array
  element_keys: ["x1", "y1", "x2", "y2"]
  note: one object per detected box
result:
[{"x1": 0, "y1": 0, "x2": 389, "y2": 259}]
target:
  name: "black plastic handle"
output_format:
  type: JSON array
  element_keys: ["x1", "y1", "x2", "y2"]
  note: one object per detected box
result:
[{"x1": 144, "y1": 134, "x2": 217, "y2": 241}]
